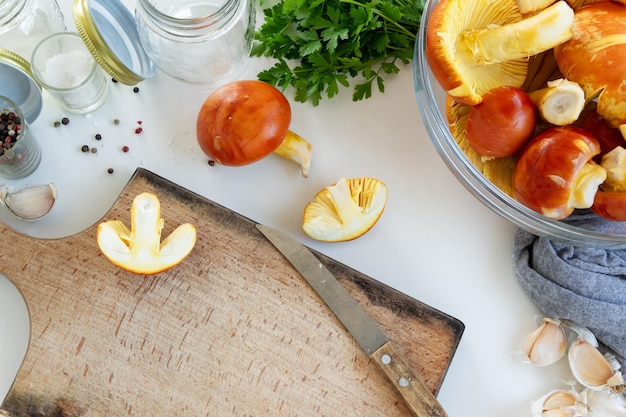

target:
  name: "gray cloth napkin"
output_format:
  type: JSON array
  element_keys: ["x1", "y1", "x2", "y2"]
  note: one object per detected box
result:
[{"x1": 512, "y1": 211, "x2": 626, "y2": 369}]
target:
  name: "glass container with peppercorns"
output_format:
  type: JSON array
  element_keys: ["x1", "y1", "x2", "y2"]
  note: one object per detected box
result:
[{"x1": 0, "y1": 95, "x2": 41, "y2": 179}]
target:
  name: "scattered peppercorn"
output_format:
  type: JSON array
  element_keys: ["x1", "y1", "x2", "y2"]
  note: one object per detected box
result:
[
  {"x1": 53, "y1": 121, "x2": 61, "y2": 128},
  {"x1": 122, "y1": 145, "x2": 129, "y2": 152},
  {"x1": 61, "y1": 117, "x2": 70, "y2": 125},
  {"x1": 113, "y1": 119, "x2": 120, "y2": 125},
  {"x1": 133, "y1": 87, "x2": 139, "y2": 93},
  {"x1": 91, "y1": 147, "x2": 97, "y2": 153},
  {"x1": 81, "y1": 145, "x2": 89, "y2": 152},
  {"x1": 134, "y1": 127, "x2": 143, "y2": 134},
  {"x1": 208, "y1": 160, "x2": 215, "y2": 166},
  {"x1": 95, "y1": 133, "x2": 102, "y2": 140},
  {"x1": 112, "y1": 78, "x2": 118, "y2": 83},
  {"x1": 107, "y1": 168, "x2": 114, "y2": 174}
]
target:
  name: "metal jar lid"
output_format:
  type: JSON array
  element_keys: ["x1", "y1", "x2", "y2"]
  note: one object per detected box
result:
[
  {"x1": 72, "y1": 0, "x2": 156, "y2": 85},
  {"x1": 0, "y1": 48, "x2": 43, "y2": 124}
]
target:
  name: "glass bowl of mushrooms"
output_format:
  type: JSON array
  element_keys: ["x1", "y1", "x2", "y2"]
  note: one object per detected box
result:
[{"x1": 414, "y1": 0, "x2": 626, "y2": 248}]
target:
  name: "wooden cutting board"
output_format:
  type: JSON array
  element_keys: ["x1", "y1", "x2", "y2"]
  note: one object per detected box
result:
[{"x1": 0, "y1": 168, "x2": 463, "y2": 417}]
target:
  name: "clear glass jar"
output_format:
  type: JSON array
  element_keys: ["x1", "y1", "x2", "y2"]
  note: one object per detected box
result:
[
  {"x1": 0, "y1": 0, "x2": 66, "y2": 59},
  {"x1": 31, "y1": 32, "x2": 110, "y2": 114},
  {"x1": 135, "y1": 0, "x2": 255, "y2": 85}
]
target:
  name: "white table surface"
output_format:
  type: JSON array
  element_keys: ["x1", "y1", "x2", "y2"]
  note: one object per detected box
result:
[{"x1": 0, "y1": 1, "x2": 578, "y2": 416}]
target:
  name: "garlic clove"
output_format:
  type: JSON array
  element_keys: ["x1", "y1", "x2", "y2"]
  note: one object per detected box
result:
[
  {"x1": 585, "y1": 388, "x2": 626, "y2": 417},
  {"x1": 524, "y1": 318, "x2": 567, "y2": 366},
  {"x1": 561, "y1": 319, "x2": 599, "y2": 347},
  {"x1": 569, "y1": 336, "x2": 625, "y2": 393},
  {"x1": 0, "y1": 183, "x2": 57, "y2": 221},
  {"x1": 542, "y1": 390, "x2": 579, "y2": 409},
  {"x1": 541, "y1": 409, "x2": 580, "y2": 417},
  {"x1": 531, "y1": 389, "x2": 589, "y2": 417}
]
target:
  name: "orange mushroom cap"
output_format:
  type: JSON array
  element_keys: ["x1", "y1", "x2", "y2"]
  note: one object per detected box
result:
[{"x1": 554, "y1": 1, "x2": 626, "y2": 128}]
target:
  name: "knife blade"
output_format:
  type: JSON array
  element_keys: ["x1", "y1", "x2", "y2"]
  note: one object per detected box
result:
[{"x1": 256, "y1": 224, "x2": 447, "y2": 417}]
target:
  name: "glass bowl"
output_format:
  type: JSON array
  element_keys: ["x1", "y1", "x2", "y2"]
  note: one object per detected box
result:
[{"x1": 413, "y1": 0, "x2": 626, "y2": 248}]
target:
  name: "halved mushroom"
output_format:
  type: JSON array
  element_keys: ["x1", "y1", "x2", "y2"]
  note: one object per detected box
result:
[
  {"x1": 302, "y1": 177, "x2": 387, "y2": 242},
  {"x1": 97, "y1": 193, "x2": 197, "y2": 275},
  {"x1": 426, "y1": 0, "x2": 575, "y2": 106},
  {"x1": 554, "y1": 1, "x2": 626, "y2": 129},
  {"x1": 513, "y1": 126, "x2": 607, "y2": 219}
]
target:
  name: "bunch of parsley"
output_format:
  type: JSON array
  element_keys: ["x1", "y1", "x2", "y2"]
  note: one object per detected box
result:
[{"x1": 251, "y1": 0, "x2": 426, "y2": 106}]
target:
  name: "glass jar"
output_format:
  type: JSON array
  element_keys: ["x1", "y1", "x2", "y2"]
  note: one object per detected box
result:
[
  {"x1": 135, "y1": 0, "x2": 255, "y2": 85},
  {"x1": 31, "y1": 32, "x2": 109, "y2": 114},
  {"x1": 0, "y1": 95, "x2": 41, "y2": 179},
  {"x1": 0, "y1": 0, "x2": 66, "y2": 59}
]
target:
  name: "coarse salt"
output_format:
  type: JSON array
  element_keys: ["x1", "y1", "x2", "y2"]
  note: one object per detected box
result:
[{"x1": 43, "y1": 50, "x2": 94, "y2": 88}]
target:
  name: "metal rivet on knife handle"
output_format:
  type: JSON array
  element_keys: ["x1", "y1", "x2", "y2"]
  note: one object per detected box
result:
[{"x1": 371, "y1": 342, "x2": 448, "y2": 417}]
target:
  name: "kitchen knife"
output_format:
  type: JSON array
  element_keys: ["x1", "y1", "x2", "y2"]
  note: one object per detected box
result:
[{"x1": 256, "y1": 224, "x2": 447, "y2": 417}]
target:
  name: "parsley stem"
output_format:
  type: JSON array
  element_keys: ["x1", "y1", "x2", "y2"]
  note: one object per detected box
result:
[{"x1": 338, "y1": 0, "x2": 418, "y2": 39}]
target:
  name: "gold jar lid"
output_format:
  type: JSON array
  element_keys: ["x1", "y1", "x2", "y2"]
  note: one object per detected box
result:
[
  {"x1": 0, "y1": 48, "x2": 43, "y2": 124},
  {"x1": 72, "y1": 0, "x2": 156, "y2": 85}
]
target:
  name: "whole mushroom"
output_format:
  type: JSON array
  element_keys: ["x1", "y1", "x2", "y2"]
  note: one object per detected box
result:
[
  {"x1": 554, "y1": 1, "x2": 626, "y2": 130},
  {"x1": 196, "y1": 80, "x2": 312, "y2": 177},
  {"x1": 513, "y1": 126, "x2": 607, "y2": 220}
]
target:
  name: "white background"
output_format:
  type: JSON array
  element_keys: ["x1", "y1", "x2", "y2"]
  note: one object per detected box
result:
[{"x1": 0, "y1": 0, "x2": 577, "y2": 415}]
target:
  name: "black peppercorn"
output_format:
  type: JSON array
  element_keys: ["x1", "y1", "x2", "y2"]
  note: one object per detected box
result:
[
  {"x1": 133, "y1": 87, "x2": 139, "y2": 93},
  {"x1": 95, "y1": 133, "x2": 102, "y2": 140},
  {"x1": 81, "y1": 145, "x2": 89, "y2": 152},
  {"x1": 61, "y1": 117, "x2": 70, "y2": 125}
]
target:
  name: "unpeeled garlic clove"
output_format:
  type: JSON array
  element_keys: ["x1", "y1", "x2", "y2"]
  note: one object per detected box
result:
[
  {"x1": 568, "y1": 336, "x2": 625, "y2": 393},
  {"x1": 0, "y1": 183, "x2": 57, "y2": 221},
  {"x1": 524, "y1": 318, "x2": 567, "y2": 366},
  {"x1": 531, "y1": 389, "x2": 587, "y2": 417},
  {"x1": 584, "y1": 388, "x2": 626, "y2": 417},
  {"x1": 561, "y1": 319, "x2": 598, "y2": 346}
]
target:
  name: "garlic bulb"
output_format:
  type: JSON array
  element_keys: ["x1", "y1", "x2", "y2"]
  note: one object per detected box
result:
[
  {"x1": 524, "y1": 318, "x2": 567, "y2": 366},
  {"x1": 0, "y1": 183, "x2": 57, "y2": 221},
  {"x1": 568, "y1": 336, "x2": 625, "y2": 393}
]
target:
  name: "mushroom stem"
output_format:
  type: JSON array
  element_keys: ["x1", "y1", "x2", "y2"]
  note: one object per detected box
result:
[
  {"x1": 460, "y1": 1, "x2": 574, "y2": 64},
  {"x1": 273, "y1": 130, "x2": 313, "y2": 178},
  {"x1": 528, "y1": 78, "x2": 585, "y2": 126}
]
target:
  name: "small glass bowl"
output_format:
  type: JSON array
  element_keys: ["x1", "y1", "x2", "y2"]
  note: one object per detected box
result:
[{"x1": 413, "y1": 0, "x2": 626, "y2": 248}]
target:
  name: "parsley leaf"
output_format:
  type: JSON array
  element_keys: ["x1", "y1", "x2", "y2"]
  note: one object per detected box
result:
[{"x1": 252, "y1": 0, "x2": 426, "y2": 106}]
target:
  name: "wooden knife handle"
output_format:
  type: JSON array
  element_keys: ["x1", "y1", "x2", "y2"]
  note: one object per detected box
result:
[{"x1": 371, "y1": 342, "x2": 448, "y2": 417}]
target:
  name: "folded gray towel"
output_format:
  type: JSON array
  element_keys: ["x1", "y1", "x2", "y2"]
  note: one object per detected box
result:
[{"x1": 512, "y1": 211, "x2": 626, "y2": 369}]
